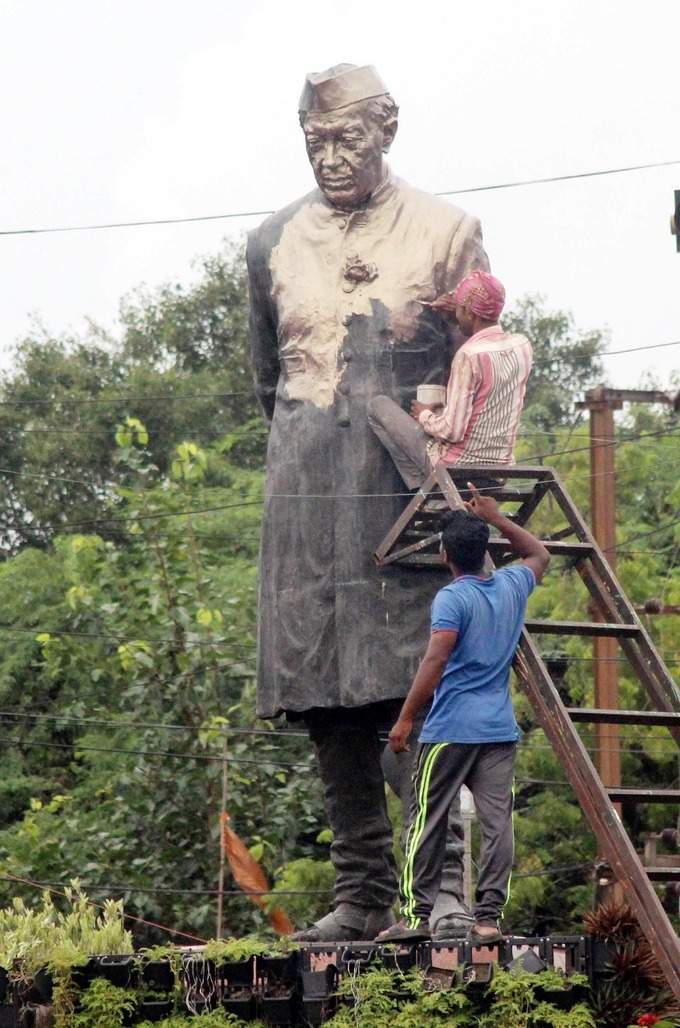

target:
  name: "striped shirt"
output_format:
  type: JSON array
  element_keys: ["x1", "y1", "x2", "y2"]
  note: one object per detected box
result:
[{"x1": 418, "y1": 326, "x2": 532, "y2": 467}]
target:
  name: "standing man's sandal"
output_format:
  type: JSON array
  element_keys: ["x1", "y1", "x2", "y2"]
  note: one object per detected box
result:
[
  {"x1": 468, "y1": 924, "x2": 504, "y2": 945},
  {"x1": 374, "y1": 918, "x2": 431, "y2": 943}
]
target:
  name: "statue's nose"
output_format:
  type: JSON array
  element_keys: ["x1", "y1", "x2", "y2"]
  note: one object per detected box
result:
[{"x1": 322, "y1": 141, "x2": 341, "y2": 167}]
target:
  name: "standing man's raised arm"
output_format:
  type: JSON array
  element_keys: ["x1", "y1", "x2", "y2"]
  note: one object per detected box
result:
[{"x1": 246, "y1": 232, "x2": 280, "y2": 424}]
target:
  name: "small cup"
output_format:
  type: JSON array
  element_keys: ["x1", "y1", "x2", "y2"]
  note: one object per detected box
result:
[{"x1": 416, "y1": 384, "x2": 446, "y2": 407}]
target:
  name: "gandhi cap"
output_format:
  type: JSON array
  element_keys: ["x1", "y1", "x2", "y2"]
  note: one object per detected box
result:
[{"x1": 299, "y1": 63, "x2": 389, "y2": 114}]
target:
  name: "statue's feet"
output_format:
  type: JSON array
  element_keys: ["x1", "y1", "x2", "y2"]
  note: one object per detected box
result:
[{"x1": 292, "y1": 904, "x2": 395, "y2": 943}]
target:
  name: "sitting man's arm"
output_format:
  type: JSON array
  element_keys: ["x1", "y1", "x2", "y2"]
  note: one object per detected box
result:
[
  {"x1": 388, "y1": 629, "x2": 458, "y2": 752},
  {"x1": 466, "y1": 483, "x2": 550, "y2": 583},
  {"x1": 411, "y1": 350, "x2": 478, "y2": 444}
]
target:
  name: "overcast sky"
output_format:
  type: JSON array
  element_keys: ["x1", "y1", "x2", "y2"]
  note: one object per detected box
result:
[{"x1": 1, "y1": 0, "x2": 678, "y2": 389}]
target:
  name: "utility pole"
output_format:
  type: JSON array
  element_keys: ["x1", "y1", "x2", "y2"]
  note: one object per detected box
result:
[
  {"x1": 671, "y1": 189, "x2": 679, "y2": 252},
  {"x1": 577, "y1": 387, "x2": 677, "y2": 789},
  {"x1": 579, "y1": 387, "x2": 622, "y2": 789}
]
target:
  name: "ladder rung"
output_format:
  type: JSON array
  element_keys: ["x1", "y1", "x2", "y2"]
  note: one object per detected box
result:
[
  {"x1": 388, "y1": 537, "x2": 593, "y2": 559},
  {"x1": 568, "y1": 708, "x2": 680, "y2": 727},
  {"x1": 488, "y1": 539, "x2": 593, "y2": 558},
  {"x1": 646, "y1": 867, "x2": 680, "y2": 881},
  {"x1": 526, "y1": 619, "x2": 640, "y2": 638},
  {"x1": 607, "y1": 788, "x2": 680, "y2": 804}
]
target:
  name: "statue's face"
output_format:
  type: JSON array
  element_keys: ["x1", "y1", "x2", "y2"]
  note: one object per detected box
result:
[{"x1": 303, "y1": 104, "x2": 388, "y2": 210}]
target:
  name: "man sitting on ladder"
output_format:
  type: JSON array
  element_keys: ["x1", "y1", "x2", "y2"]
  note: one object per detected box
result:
[{"x1": 367, "y1": 270, "x2": 532, "y2": 491}]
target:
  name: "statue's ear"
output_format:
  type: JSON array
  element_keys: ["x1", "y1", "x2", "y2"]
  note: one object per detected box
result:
[{"x1": 381, "y1": 113, "x2": 398, "y2": 153}]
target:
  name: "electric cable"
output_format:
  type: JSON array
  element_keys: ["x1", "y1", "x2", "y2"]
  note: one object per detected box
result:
[
  {"x1": 1, "y1": 339, "x2": 678, "y2": 412},
  {"x1": 0, "y1": 872, "x2": 208, "y2": 944},
  {"x1": 1, "y1": 158, "x2": 678, "y2": 237},
  {"x1": 2, "y1": 424, "x2": 679, "y2": 534}
]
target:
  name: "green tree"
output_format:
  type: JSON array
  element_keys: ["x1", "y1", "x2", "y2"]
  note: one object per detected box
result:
[
  {"x1": 502, "y1": 294, "x2": 606, "y2": 431},
  {"x1": 0, "y1": 242, "x2": 262, "y2": 554}
]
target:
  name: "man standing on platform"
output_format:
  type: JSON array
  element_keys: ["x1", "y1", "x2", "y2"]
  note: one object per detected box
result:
[
  {"x1": 248, "y1": 63, "x2": 489, "y2": 941},
  {"x1": 377, "y1": 487, "x2": 550, "y2": 944}
]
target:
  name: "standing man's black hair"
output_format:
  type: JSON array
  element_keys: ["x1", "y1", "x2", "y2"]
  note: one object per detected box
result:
[{"x1": 439, "y1": 509, "x2": 490, "y2": 574}]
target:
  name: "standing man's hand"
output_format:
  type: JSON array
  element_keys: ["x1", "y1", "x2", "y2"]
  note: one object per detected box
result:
[
  {"x1": 388, "y1": 717, "x2": 413, "y2": 753},
  {"x1": 464, "y1": 482, "x2": 501, "y2": 523}
]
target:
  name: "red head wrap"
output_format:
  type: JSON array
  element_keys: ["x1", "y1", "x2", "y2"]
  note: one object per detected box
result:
[{"x1": 451, "y1": 270, "x2": 506, "y2": 321}]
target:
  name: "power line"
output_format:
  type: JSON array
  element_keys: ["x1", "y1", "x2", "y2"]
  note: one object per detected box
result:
[
  {"x1": 0, "y1": 862, "x2": 592, "y2": 898},
  {"x1": 1, "y1": 340, "x2": 678, "y2": 413},
  {"x1": 0, "y1": 622, "x2": 257, "y2": 656},
  {"x1": 0, "y1": 710, "x2": 303, "y2": 737},
  {"x1": 2, "y1": 422, "x2": 678, "y2": 536},
  {"x1": 0, "y1": 734, "x2": 313, "y2": 768},
  {"x1": 0, "y1": 872, "x2": 207, "y2": 944},
  {"x1": 3, "y1": 725, "x2": 675, "y2": 766},
  {"x1": 0, "y1": 390, "x2": 248, "y2": 409},
  {"x1": 1, "y1": 159, "x2": 678, "y2": 238}
]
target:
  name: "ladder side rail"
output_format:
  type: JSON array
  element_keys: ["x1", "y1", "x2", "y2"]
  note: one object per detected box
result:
[
  {"x1": 577, "y1": 562, "x2": 680, "y2": 721},
  {"x1": 547, "y1": 469, "x2": 680, "y2": 710},
  {"x1": 538, "y1": 468, "x2": 592, "y2": 540},
  {"x1": 515, "y1": 635, "x2": 680, "y2": 1003},
  {"x1": 584, "y1": 552, "x2": 680, "y2": 703}
]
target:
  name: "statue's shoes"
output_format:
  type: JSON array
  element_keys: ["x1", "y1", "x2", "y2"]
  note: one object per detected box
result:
[{"x1": 292, "y1": 905, "x2": 396, "y2": 943}]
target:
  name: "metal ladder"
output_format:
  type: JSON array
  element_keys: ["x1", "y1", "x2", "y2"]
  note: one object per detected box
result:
[{"x1": 374, "y1": 463, "x2": 680, "y2": 1001}]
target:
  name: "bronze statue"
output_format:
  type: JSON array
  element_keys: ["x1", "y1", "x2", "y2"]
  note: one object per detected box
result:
[{"x1": 247, "y1": 63, "x2": 489, "y2": 941}]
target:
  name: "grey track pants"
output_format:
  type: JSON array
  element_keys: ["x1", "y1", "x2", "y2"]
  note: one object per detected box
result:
[
  {"x1": 304, "y1": 703, "x2": 469, "y2": 925},
  {"x1": 401, "y1": 741, "x2": 516, "y2": 927}
]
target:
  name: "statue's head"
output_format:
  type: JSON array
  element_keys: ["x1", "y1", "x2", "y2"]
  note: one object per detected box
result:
[{"x1": 299, "y1": 64, "x2": 398, "y2": 211}]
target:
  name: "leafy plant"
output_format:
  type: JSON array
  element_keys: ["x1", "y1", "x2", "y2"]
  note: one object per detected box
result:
[
  {"x1": 137, "y1": 1010, "x2": 265, "y2": 1027},
  {"x1": 72, "y1": 978, "x2": 137, "y2": 1028}
]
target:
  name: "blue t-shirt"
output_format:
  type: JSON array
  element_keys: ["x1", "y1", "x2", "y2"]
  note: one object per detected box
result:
[{"x1": 419, "y1": 564, "x2": 535, "y2": 744}]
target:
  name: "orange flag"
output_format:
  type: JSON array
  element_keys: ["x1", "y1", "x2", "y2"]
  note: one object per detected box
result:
[{"x1": 220, "y1": 813, "x2": 294, "y2": 936}]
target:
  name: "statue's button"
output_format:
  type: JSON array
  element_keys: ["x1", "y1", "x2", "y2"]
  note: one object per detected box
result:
[
  {"x1": 337, "y1": 382, "x2": 350, "y2": 395},
  {"x1": 342, "y1": 350, "x2": 352, "y2": 362},
  {"x1": 342, "y1": 314, "x2": 352, "y2": 327},
  {"x1": 337, "y1": 218, "x2": 347, "y2": 229}
]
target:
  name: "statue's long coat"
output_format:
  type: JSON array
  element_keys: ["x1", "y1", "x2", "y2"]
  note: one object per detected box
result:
[{"x1": 247, "y1": 172, "x2": 488, "y2": 718}]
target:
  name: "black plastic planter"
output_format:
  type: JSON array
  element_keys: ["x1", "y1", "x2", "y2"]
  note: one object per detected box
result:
[
  {"x1": 222, "y1": 989, "x2": 256, "y2": 1020},
  {"x1": 139, "y1": 998, "x2": 174, "y2": 1022},
  {"x1": 589, "y1": 939, "x2": 617, "y2": 980},
  {"x1": 257, "y1": 952, "x2": 300, "y2": 987},
  {"x1": 505, "y1": 948, "x2": 547, "y2": 974},
  {"x1": 30, "y1": 968, "x2": 53, "y2": 1004},
  {"x1": 216, "y1": 956, "x2": 254, "y2": 990},
  {"x1": 259, "y1": 987, "x2": 299, "y2": 1026},
  {"x1": 301, "y1": 967, "x2": 338, "y2": 1026},
  {"x1": 92, "y1": 955, "x2": 138, "y2": 988},
  {"x1": 142, "y1": 959, "x2": 175, "y2": 992},
  {"x1": 380, "y1": 943, "x2": 421, "y2": 972}
]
